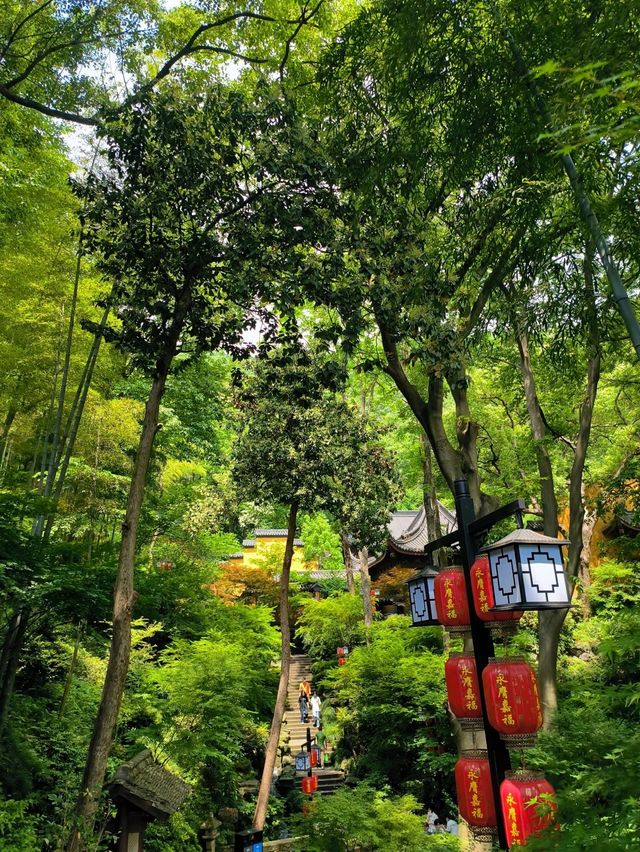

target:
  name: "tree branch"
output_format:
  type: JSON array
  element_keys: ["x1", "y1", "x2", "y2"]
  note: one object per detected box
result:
[
  {"x1": 0, "y1": 0, "x2": 55, "y2": 63},
  {"x1": 0, "y1": 82, "x2": 98, "y2": 125},
  {"x1": 4, "y1": 38, "x2": 89, "y2": 89},
  {"x1": 279, "y1": 0, "x2": 325, "y2": 81},
  {"x1": 459, "y1": 225, "x2": 525, "y2": 339}
]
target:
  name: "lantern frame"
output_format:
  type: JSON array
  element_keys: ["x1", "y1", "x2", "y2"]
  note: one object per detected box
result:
[
  {"x1": 295, "y1": 751, "x2": 310, "y2": 772},
  {"x1": 406, "y1": 567, "x2": 439, "y2": 627},
  {"x1": 481, "y1": 529, "x2": 571, "y2": 611}
]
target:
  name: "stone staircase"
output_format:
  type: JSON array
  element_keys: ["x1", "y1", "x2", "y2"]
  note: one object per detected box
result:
[
  {"x1": 280, "y1": 654, "x2": 344, "y2": 795},
  {"x1": 283, "y1": 654, "x2": 314, "y2": 755}
]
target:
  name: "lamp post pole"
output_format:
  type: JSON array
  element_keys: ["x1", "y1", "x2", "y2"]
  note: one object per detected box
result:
[{"x1": 453, "y1": 479, "x2": 510, "y2": 849}]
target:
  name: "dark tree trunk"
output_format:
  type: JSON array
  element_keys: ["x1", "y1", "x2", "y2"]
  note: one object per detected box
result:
[
  {"x1": 421, "y1": 434, "x2": 446, "y2": 567},
  {"x1": 341, "y1": 532, "x2": 355, "y2": 593},
  {"x1": 66, "y1": 292, "x2": 189, "y2": 850},
  {"x1": 359, "y1": 548, "x2": 373, "y2": 628},
  {"x1": 376, "y1": 317, "x2": 497, "y2": 517},
  {"x1": 0, "y1": 609, "x2": 28, "y2": 735},
  {"x1": 421, "y1": 434, "x2": 442, "y2": 542},
  {"x1": 0, "y1": 405, "x2": 16, "y2": 458},
  {"x1": 253, "y1": 499, "x2": 298, "y2": 832},
  {"x1": 516, "y1": 331, "x2": 559, "y2": 538},
  {"x1": 537, "y1": 251, "x2": 601, "y2": 727}
]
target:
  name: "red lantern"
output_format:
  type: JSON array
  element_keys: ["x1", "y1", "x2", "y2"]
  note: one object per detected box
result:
[
  {"x1": 445, "y1": 654, "x2": 482, "y2": 720},
  {"x1": 434, "y1": 567, "x2": 470, "y2": 630},
  {"x1": 310, "y1": 748, "x2": 318, "y2": 767},
  {"x1": 301, "y1": 776, "x2": 315, "y2": 795},
  {"x1": 338, "y1": 657, "x2": 346, "y2": 666},
  {"x1": 483, "y1": 659, "x2": 543, "y2": 746},
  {"x1": 471, "y1": 556, "x2": 523, "y2": 622},
  {"x1": 337, "y1": 647, "x2": 345, "y2": 657},
  {"x1": 500, "y1": 771, "x2": 557, "y2": 847},
  {"x1": 454, "y1": 752, "x2": 497, "y2": 828}
]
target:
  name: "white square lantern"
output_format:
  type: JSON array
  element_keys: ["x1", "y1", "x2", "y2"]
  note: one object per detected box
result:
[
  {"x1": 407, "y1": 567, "x2": 439, "y2": 626},
  {"x1": 482, "y1": 529, "x2": 571, "y2": 610}
]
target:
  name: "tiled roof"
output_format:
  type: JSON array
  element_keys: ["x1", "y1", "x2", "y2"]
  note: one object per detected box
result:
[
  {"x1": 253, "y1": 530, "x2": 304, "y2": 546},
  {"x1": 242, "y1": 539, "x2": 256, "y2": 548},
  {"x1": 392, "y1": 504, "x2": 457, "y2": 554},
  {"x1": 350, "y1": 504, "x2": 457, "y2": 567},
  {"x1": 108, "y1": 750, "x2": 191, "y2": 818},
  {"x1": 255, "y1": 528, "x2": 289, "y2": 536}
]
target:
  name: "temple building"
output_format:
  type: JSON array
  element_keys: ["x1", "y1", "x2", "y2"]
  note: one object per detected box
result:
[{"x1": 220, "y1": 505, "x2": 456, "y2": 612}]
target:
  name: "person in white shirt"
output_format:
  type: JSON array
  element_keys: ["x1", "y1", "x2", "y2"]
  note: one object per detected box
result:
[
  {"x1": 426, "y1": 808, "x2": 438, "y2": 834},
  {"x1": 310, "y1": 692, "x2": 321, "y2": 727},
  {"x1": 446, "y1": 817, "x2": 459, "y2": 835}
]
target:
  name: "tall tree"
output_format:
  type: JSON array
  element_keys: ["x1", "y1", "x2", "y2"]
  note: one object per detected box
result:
[
  {"x1": 65, "y1": 79, "x2": 336, "y2": 848},
  {"x1": 233, "y1": 347, "x2": 400, "y2": 830}
]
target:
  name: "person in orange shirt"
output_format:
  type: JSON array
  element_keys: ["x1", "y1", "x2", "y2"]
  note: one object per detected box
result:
[{"x1": 299, "y1": 679, "x2": 311, "y2": 701}]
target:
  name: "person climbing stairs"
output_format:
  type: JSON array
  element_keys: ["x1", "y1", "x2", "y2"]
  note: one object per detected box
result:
[{"x1": 279, "y1": 654, "x2": 344, "y2": 795}]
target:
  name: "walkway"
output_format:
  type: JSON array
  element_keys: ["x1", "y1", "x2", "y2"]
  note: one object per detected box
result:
[{"x1": 280, "y1": 654, "x2": 344, "y2": 795}]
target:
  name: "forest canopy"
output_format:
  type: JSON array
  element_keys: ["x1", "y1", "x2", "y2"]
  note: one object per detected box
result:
[{"x1": 0, "y1": 0, "x2": 638, "y2": 849}]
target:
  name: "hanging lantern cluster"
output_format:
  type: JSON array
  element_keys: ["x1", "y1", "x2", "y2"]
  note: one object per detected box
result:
[
  {"x1": 500, "y1": 771, "x2": 558, "y2": 846},
  {"x1": 406, "y1": 522, "x2": 569, "y2": 848},
  {"x1": 337, "y1": 646, "x2": 349, "y2": 666}
]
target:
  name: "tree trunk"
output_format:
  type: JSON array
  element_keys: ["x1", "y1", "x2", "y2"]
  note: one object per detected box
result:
[
  {"x1": 44, "y1": 306, "x2": 109, "y2": 541},
  {"x1": 253, "y1": 499, "x2": 298, "y2": 832},
  {"x1": 538, "y1": 249, "x2": 601, "y2": 727},
  {"x1": 421, "y1": 434, "x2": 442, "y2": 542},
  {"x1": 341, "y1": 532, "x2": 355, "y2": 593},
  {"x1": 376, "y1": 316, "x2": 496, "y2": 516},
  {"x1": 0, "y1": 609, "x2": 28, "y2": 735},
  {"x1": 0, "y1": 405, "x2": 16, "y2": 460},
  {"x1": 516, "y1": 331, "x2": 559, "y2": 537},
  {"x1": 59, "y1": 621, "x2": 84, "y2": 717},
  {"x1": 421, "y1": 434, "x2": 447, "y2": 567},
  {"x1": 66, "y1": 293, "x2": 188, "y2": 849},
  {"x1": 359, "y1": 548, "x2": 373, "y2": 628},
  {"x1": 0, "y1": 313, "x2": 108, "y2": 734}
]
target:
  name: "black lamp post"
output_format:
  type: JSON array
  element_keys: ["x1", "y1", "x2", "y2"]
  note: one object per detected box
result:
[{"x1": 407, "y1": 479, "x2": 571, "y2": 849}]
